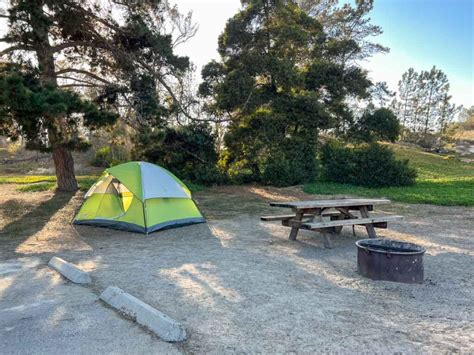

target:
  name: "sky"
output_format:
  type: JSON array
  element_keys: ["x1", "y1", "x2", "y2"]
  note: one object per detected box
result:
[
  {"x1": 0, "y1": 0, "x2": 472, "y2": 107},
  {"x1": 172, "y1": 0, "x2": 473, "y2": 108}
]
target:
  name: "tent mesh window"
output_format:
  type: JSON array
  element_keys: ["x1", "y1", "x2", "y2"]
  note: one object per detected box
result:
[{"x1": 93, "y1": 178, "x2": 134, "y2": 220}]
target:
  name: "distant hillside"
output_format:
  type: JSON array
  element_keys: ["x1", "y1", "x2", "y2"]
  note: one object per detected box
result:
[
  {"x1": 305, "y1": 143, "x2": 473, "y2": 206},
  {"x1": 451, "y1": 116, "x2": 474, "y2": 141},
  {"x1": 385, "y1": 142, "x2": 473, "y2": 179}
]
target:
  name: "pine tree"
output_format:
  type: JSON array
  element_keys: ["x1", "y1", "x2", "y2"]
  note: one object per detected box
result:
[
  {"x1": 371, "y1": 81, "x2": 395, "y2": 108},
  {"x1": 395, "y1": 66, "x2": 458, "y2": 140},
  {"x1": 395, "y1": 68, "x2": 418, "y2": 131},
  {"x1": 419, "y1": 66, "x2": 449, "y2": 137},
  {"x1": 0, "y1": 0, "x2": 193, "y2": 190},
  {"x1": 297, "y1": 0, "x2": 388, "y2": 66},
  {"x1": 200, "y1": 0, "x2": 372, "y2": 185}
]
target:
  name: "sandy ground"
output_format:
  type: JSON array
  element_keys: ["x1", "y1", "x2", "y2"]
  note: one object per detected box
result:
[
  {"x1": 0, "y1": 257, "x2": 179, "y2": 354},
  {"x1": 0, "y1": 184, "x2": 473, "y2": 353}
]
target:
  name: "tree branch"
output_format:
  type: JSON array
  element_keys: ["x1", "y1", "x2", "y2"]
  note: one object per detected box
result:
[
  {"x1": 57, "y1": 75, "x2": 99, "y2": 86},
  {"x1": 0, "y1": 45, "x2": 32, "y2": 56},
  {"x1": 55, "y1": 68, "x2": 111, "y2": 84},
  {"x1": 179, "y1": 146, "x2": 208, "y2": 164},
  {"x1": 59, "y1": 84, "x2": 104, "y2": 88},
  {"x1": 189, "y1": 116, "x2": 232, "y2": 123},
  {"x1": 50, "y1": 41, "x2": 109, "y2": 53},
  {"x1": 135, "y1": 57, "x2": 196, "y2": 120},
  {"x1": 62, "y1": 3, "x2": 123, "y2": 33}
]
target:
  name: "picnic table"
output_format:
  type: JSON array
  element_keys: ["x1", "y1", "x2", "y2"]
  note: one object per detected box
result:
[{"x1": 261, "y1": 198, "x2": 403, "y2": 248}]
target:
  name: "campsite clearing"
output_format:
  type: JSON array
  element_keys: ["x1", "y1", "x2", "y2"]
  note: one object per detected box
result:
[{"x1": 0, "y1": 184, "x2": 473, "y2": 353}]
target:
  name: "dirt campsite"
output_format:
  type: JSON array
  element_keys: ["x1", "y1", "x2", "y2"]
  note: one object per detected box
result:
[
  {"x1": 1, "y1": 0, "x2": 474, "y2": 353},
  {"x1": 1, "y1": 183, "x2": 472, "y2": 353}
]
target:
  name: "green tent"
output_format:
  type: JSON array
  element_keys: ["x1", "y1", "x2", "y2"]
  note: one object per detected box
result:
[{"x1": 74, "y1": 161, "x2": 205, "y2": 234}]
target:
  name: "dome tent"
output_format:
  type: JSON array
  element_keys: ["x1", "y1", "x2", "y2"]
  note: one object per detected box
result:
[{"x1": 74, "y1": 162, "x2": 205, "y2": 234}]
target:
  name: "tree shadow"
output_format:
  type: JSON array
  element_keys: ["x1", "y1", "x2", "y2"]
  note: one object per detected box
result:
[{"x1": 0, "y1": 191, "x2": 75, "y2": 260}]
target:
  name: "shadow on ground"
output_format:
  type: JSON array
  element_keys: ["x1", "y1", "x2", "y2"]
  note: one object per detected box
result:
[{"x1": 0, "y1": 191, "x2": 75, "y2": 259}]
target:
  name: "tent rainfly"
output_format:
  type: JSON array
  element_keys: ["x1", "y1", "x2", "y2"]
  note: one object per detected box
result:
[{"x1": 74, "y1": 161, "x2": 205, "y2": 234}]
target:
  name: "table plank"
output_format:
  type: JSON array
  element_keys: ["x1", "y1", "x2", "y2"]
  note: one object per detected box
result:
[
  {"x1": 301, "y1": 215, "x2": 403, "y2": 229},
  {"x1": 260, "y1": 211, "x2": 341, "y2": 221},
  {"x1": 269, "y1": 198, "x2": 391, "y2": 209}
]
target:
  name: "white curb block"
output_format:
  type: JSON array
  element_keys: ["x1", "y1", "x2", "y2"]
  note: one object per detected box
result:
[
  {"x1": 100, "y1": 286, "x2": 186, "y2": 342},
  {"x1": 48, "y1": 257, "x2": 91, "y2": 284}
]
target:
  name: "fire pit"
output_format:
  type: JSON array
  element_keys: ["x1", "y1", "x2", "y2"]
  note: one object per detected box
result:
[{"x1": 355, "y1": 238, "x2": 426, "y2": 284}]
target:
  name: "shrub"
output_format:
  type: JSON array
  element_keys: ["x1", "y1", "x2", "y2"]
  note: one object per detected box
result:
[
  {"x1": 261, "y1": 153, "x2": 292, "y2": 187},
  {"x1": 260, "y1": 139, "x2": 318, "y2": 186},
  {"x1": 402, "y1": 130, "x2": 440, "y2": 149},
  {"x1": 226, "y1": 162, "x2": 257, "y2": 184},
  {"x1": 133, "y1": 123, "x2": 225, "y2": 185},
  {"x1": 321, "y1": 142, "x2": 416, "y2": 187},
  {"x1": 91, "y1": 146, "x2": 111, "y2": 167},
  {"x1": 91, "y1": 145, "x2": 129, "y2": 168},
  {"x1": 221, "y1": 129, "x2": 318, "y2": 187}
]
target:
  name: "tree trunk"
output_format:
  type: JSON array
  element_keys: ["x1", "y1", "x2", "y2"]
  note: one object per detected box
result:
[
  {"x1": 29, "y1": 1, "x2": 79, "y2": 191},
  {"x1": 53, "y1": 146, "x2": 78, "y2": 191}
]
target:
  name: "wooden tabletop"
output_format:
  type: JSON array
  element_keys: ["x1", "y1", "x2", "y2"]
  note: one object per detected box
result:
[{"x1": 269, "y1": 198, "x2": 391, "y2": 209}]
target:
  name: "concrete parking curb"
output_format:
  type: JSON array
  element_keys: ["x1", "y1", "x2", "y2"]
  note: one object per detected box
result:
[
  {"x1": 100, "y1": 286, "x2": 186, "y2": 342},
  {"x1": 48, "y1": 257, "x2": 91, "y2": 284}
]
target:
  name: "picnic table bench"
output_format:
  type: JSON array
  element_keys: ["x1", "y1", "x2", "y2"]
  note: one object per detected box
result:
[{"x1": 261, "y1": 198, "x2": 403, "y2": 248}]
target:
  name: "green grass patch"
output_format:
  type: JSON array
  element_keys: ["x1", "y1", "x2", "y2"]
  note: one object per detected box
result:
[
  {"x1": 386, "y1": 143, "x2": 474, "y2": 179},
  {"x1": 0, "y1": 175, "x2": 58, "y2": 184},
  {"x1": 2, "y1": 175, "x2": 98, "y2": 193},
  {"x1": 304, "y1": 144, "x2": 474, "y2": 206},
  {"x1": 3, "y1": 175, "x2": 205, "y2": 193},
  {"x1": 16, "y1": 182, "x2": 57, "y2": 192},
  {"x1": 304, "y1": 178, "x2": 474, "y2": 206},
  {"x1": 77, "y1": 177, "x2": 97, "y2": 191}
]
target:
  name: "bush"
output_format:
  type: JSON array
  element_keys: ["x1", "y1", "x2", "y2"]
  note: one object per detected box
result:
[
  {"x1": 261, "y1": 153, "x2": 292, "y2": 187},
  {"x1": 91, "y1": 145, "x2": 129, "y2": 168},
  {"x1": 321, "y1": 142, "x2": 417, "y2": 187},
  {"x1": 133, "y1": 123, "x2": 225, "y2": 185},
  {"x1": 220, "y1": 136, "x2": 318, "y2": 186},
  {"x1": 402, "y1": 130, "x2": 440, "y2": 149},
  {"x1": 91, "y1": 146, "x2": 111, "y2": 167},
  {"x1": 226, "y1": 163, "x2": 257, "y2": 184},
  {"x1": 260, "y1": 139, "x2": 318, "y2": 186}
]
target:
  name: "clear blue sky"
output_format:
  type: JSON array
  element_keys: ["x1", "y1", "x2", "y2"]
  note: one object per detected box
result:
[{"x1": 365, "y1": 0, "x2": 473, "y2": 107}]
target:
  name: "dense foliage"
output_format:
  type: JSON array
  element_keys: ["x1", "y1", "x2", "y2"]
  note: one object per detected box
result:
[
  {"x1": 0, "y1": 64, "x2": 116, "y2": 152},
  {"x1": 348, "y1": 108, "x2": 400, "y2": 143},
  {"x1": 200, "y1": 0, "x2": 377, "y2": 186},
  {"x1": 1, "y1": 0, "x2": 420, "y2": 190},
  {"x1": 0, "y1": 0, "x2": 194, "y2": 190},
  {"x1": 320, "y1": 142, "x2": 417, "y2": 187},
  {"x1": 90, "y1": 146, "x2": 130, "y2": 168},
  {"x1": 132, "y1": 124, "x2": 223, "y2": 185}
]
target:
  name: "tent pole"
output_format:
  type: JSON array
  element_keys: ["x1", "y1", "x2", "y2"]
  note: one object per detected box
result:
[
  {"x1": 142, "y1": 199, "x2": 148, "y2": 235},
  {"x1": 139, "y1": 162, "x2": 148, "y2": 235}
]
